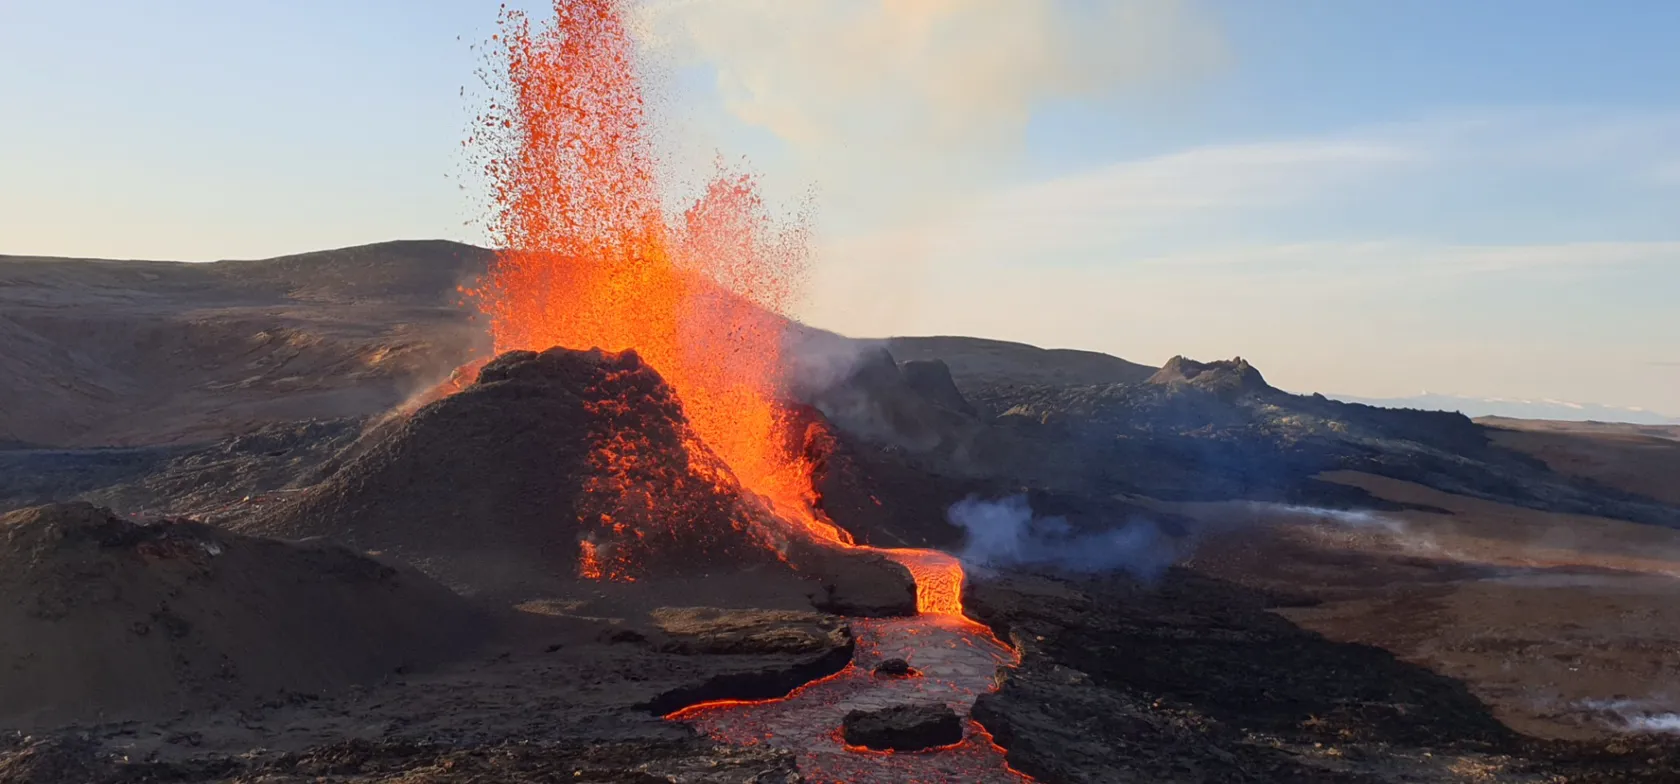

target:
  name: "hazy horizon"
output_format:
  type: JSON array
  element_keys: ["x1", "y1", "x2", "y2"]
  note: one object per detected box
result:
[{"x1": 4, "y1": 0, "x2": 1676, "y2": 416}]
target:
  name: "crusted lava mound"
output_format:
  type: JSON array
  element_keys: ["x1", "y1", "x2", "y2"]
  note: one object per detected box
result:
[
  {"x1": 1146, "y1": 355, "x2": 1271, "y2": 398},
  {"x1": 842, "y1": 704, "x2": 965, "y2": 752},
  {"x1": 244, "y1": 348, "x2": 914, "y2": 608},
  {"x1": 0, "y1": 503, "x2": 481, "y2": 729}
]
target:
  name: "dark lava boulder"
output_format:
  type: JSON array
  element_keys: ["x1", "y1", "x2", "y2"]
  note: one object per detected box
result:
[
  {"x1": 873, "y1": 658, "x2": 917, "y2": 678},
  {"x1": 0, "y1": 502, "x2": 482, "y2": 729},
  {"x1": 794, "y1": 540, "x2": 918, "y2": 616},
  {"x1": 842, "y1": 704, "x2": 964, "y2": 751}
]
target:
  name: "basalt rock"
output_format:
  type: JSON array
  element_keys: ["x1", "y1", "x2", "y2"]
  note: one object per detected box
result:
[
  {"x1": 794, "y1": 541, "x2": 918, "y2": 617},
  {"x1": 842, "y1": 703, "x2": 965, "y2": 752},
  {"x1": 966, "y1": 568, "x2": 1523, "y2": 782},
  {"x1": 873, "y1": 658, "x2": 916, "y2": 678},
  {"x1": 900, "y1": 359, "x2": 977, "y2": 417},
  {"x1": 1147, "y1": 355, "x2": 1271, "y2": 398}
]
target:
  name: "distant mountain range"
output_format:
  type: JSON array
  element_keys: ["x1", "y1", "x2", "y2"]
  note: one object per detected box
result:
[{"x1": 1326, "y1": 392, "x2": 1680, "y2": 426}]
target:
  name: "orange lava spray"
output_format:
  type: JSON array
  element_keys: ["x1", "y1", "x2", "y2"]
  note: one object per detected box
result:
[
  {"x1": 467, "y1": 5, "x2": 1027, "y2": 779},
  {"x1": 468, "y1": 0, "x2": 832, "y2": 553},
  {"x1": 467, "y1": 0, "x2": 976, "y2": 619}
]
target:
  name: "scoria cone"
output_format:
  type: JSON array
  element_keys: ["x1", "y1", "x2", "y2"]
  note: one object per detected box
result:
[{"x1": 243, "y1": 347, "x2": 915, "y2": 611}]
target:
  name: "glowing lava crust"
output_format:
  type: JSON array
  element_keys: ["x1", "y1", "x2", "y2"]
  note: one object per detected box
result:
[{"x1": 469, "y1": 2, "x2": 1028, "y2": 780}]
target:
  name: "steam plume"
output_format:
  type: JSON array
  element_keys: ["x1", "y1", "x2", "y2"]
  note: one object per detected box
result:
[
  {"x1": 1229, "y1": 501, "x2": 1444, "y2": 557},
  {"x1": 1583, "y1": 699, "x2": 1680, "y2": 734},
  {"x1": 948, "y1": 494, "x2": 1177, "y2": 581}
]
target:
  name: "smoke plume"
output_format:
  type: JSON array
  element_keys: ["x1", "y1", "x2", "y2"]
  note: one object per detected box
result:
[
  {"x1": 1228, "y1": 501, "x2": 1445, "y2": 557},
  {"x1": 947, "y1": 494, "x2": 1177, "y2": 581},
  {"x1": 1583, "y1": 699, "x2": 1680, "y2": 734}
]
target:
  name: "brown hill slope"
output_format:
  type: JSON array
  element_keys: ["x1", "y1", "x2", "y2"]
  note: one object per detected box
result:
[
  {"x1": 885, "y1": 335, "x2": 1155, "y2": 390},
  {"x1": 0, "y1": 502, "x2": 482, "y2": 729},
  {"x1": 1481, "y1": 420, "x2": 1680, "y2": 506},
  {"x1": 0, "y1": 240, "x2": 491, "y2": 447},
  {"x1": 3, "y1": 243, "x2": 1164, "y2": 451}
]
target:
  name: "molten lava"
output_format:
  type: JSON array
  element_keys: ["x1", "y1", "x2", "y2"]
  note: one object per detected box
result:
[
  {"x1": 666, "y1": 617, "x2": 1031, "y2": 783},
  {"x1": 469, "y1": 2, "x2": 1022, "y2": 780},
  {"x1": 469, "y1": 0, "x2": 852, "y2": 571},
  {"x1": 468, "y1": 0, "x2": 973, "y2": 618}
]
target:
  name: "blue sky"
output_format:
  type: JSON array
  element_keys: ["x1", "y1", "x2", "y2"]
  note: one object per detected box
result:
[{"x1": 2, "y1": 1, "x2": 1677, "y2": 415}]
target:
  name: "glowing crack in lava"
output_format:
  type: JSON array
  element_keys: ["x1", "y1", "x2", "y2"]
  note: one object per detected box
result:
[
  {"x1": 469, "y1": 2, "x2": 1025, "y2": 780},
  {"x1": 668, "y1": 617, "x2": 1029, "y2": 784}
]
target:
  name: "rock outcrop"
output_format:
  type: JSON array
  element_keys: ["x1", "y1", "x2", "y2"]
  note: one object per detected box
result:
[
  {"x1": 842, "y1": 704, "x2": 965, "y2": 751},
  {"x1": 1147, "y1": 355, "x2": 1271, "y2": 398}
]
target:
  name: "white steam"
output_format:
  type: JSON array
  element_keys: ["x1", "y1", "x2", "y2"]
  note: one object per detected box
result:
[
  {"x1": 1241, "y1": 503, "x2": 1408, "y2": 534},
  {"x1": 1232, "y1": 501, "x2": 1445, "y2": 557},
  {"x1": 1631, "y1": 715, "x2": 1680, "y2": 733},
  {"x1": 779, "y1": 326, "x2": 877, "y2": 401},
  {"x1": 948, "y1": 494, "x2": 1177, "y2": 581},
  {"x1": 635, "y1": 0, "x2": 1226, "y2": 225},
  {"x1": 1582, "y1": 699, "x2": 1680, "y2": 734}
]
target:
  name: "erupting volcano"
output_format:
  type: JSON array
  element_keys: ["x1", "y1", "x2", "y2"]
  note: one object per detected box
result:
[
  {"x1": 469, "y1": 0, "x2": 970, "y2": 617},
  {"x1": 467, "y1": 1, "x2": 1021, "y2": 780}
]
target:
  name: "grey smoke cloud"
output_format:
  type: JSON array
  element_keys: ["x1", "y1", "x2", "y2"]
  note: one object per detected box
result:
[
  {"x1": 1582, "y1": 699, "x2": 1680, "y2": 734},
  {"x1": 1239, "y1": 503, "x2": 1405, "y2": 534},
  {"x1": 947, "y1": 495, "x2": 1451, "y2": 584},
  {"x1": 779, "y1": 326, "x2": 876, "y2": 400},
  {"x1": 947, "y1": 494, "x2": 1177, "y2": 581},
  {"x1": 1227, "y1": 501, "x2": 1447, "y2": 557}
]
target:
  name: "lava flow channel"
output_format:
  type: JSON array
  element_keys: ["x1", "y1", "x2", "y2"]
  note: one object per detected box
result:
[
  {"x1": 468, "y1": 3, "x2": 1028, "y2": 780},
  {"x1": 666, "y1": 616, "x2": 1030, "y2": 784}
]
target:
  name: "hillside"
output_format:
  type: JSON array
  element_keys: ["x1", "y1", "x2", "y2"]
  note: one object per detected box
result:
[
  {"x1": 885, "y1": 335, "x2": 1156, "y2": 390},
  {"x1": 1480, "y1": 418, "x2": 1680, "y2": 507},
  {"x1": 6, "y1": 241, "x2": 1680, "y2": 781},
  {"x1": 1, "y1": 242, "x2": 1165, "y2": 451},
  {"x1": 0, "y1": 241, "x2": 491, "y2": 447}
]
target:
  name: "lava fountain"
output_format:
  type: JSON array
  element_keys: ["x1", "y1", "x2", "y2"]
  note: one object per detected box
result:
[{"x1": 469, "y1": 2, "x2": 1025, "y2": 780}]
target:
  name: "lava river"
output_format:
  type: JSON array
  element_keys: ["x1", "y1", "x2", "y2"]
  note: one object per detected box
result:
[
  {"x1": 469, "y1": 2, "x2": 1033, "y2": 780},
  {"x1": 667, "y1": 613, "x2": 1029, "y2": 784}
]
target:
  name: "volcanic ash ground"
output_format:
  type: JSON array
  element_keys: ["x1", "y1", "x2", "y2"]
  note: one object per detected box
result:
[{"x1": 0, "y1": 502, "x2": 483, "y2": 729}]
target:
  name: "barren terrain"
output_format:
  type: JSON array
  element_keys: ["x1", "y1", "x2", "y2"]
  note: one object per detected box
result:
[
  {"x1": 4, "y1": 242, "x2": 1680, "y2": 782},
  {"x1": 1480, "y1": 418, "x2": 1680, "y2": 506}
]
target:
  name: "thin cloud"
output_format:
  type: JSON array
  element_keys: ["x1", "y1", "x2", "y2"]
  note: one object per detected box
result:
[
  {"x1": 996, "y1": 138, "x2": 1421, "y2": 212},
  {"x1": 636, "y1": 0, "x2": 1227, "y2": 226},
  {"x1": 815, "y1": 108, "x2": 1680, "y2": 286}
]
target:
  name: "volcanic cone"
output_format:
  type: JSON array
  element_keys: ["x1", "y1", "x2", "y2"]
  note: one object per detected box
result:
[{"x1": 244, "y1": 347, "x2": 914, "y2": 610}]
